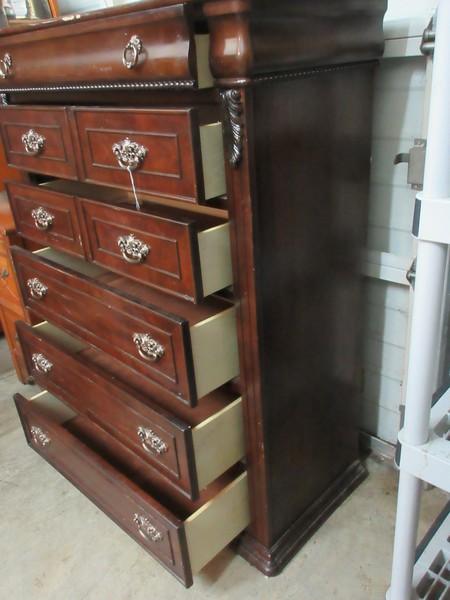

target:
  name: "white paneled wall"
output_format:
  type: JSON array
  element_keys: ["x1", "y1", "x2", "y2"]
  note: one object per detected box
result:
[{"x1": 361, "y1": 55, "x2": 428, "y2": 444}]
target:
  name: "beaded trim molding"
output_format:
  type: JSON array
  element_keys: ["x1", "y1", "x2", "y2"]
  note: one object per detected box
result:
[{"x1": 0, "y1": 80, "x2": 196, "y2": 93}]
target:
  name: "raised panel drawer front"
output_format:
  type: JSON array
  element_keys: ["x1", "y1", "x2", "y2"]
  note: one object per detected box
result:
[
  {"x1": 17, "y1": 321, "x2": 245, "y2": 499},
  {"x1": 14, "y1": 391, "x2": 250, "y2": 587},
  {"x1": 12, "y1": 247, "x2": 239, "y2": 406},
  {"x1": 73, "y1": 108, "x2": 225, "y2": 204},
  {"x1": 78, "y1": 195, "x2": 232, "y2": 302},
  {"x1": 6, "y1": 182, "x2": 85, "y2": 258},
  {"x1": 0, "y1": 106, "x2": 78, "y2": 179},
  {"x1": 0, "y1": 2, "x2": 213, "y2": 90}
]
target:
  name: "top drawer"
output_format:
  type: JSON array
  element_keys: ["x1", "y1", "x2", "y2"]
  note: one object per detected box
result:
[
  {"x1": 0, "y1": 106, "x2": 78, "y2": 179},
  {"x1": 0, "y1": 5, "x2": 212, "y2": 90}
]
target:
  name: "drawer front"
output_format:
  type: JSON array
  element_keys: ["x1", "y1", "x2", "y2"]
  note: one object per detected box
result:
[
  {"x1": 6, "y1": 182, "x2": 85, "y2": 257},
  {"x1": 12, "y1": 247, "x2": 197, "y2": 404},
  {"x1": 79, "y1": 198, "x2": 202, "y2": 301},
  {"x1": 0, "y1": 5, "x2": 199, "y2": 90},
  {"x1": 17, "y1": 321, "x2": 198, "y2": 498},
  {"x1": 14, "y1": 393, "x2": 193, "y2": 586},
  {"x1": 0, "y1": 107, "x2": 78, "y2": 179},
  {"x1": 73, "y1": 108, "x2": 205, "y2": 203},
  {"x1": 0, "y1": 251, "x2": 21, "y2": 312}
]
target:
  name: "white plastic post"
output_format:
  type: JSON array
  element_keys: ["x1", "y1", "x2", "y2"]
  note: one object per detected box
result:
[{"x1": 389, "y1": 1, "x2": 450, "y2": 598}]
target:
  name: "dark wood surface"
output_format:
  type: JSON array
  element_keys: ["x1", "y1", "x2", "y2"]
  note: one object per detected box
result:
[
  {"x1": 12, "y1": 246, "x2": 197, "y2": 404},
  {"x1": 72, "y1": 107, "x2": 208, "y2": 203},
  {"x1": 6, "y1": 181, "x2": 85, "y2": 257},
  {"x1": 0, "y1": 106, "x2": 78, "y2": 179},
  {"x1": 225, "y1": 65, "x2": 376, "y2": 559},
  {"x1": 0, "y1": 3, "x2": 198, "y2": 88},
  {"x1": 17, "y1": 320, "x2": 235, "y2": 499},
  {"x1": 3, "y1": 0, "x2": 387, "y2": 584},
  {"x1": 14, "y1": 391, "x2": 195, "y2": 586},
  {"x1": 78, "y1": 196, "x2": 204, "y2": 302},
  {"x1": 12, "y1": 246, "x2": 232, "y2": 405},
  {"x1": 6, "y1": 179, "x2": 226, "y2": 301}
]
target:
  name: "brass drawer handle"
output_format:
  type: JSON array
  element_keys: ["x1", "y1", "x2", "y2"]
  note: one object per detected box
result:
[
  {"x1": 137, "y1": 426, "x2": 168, "y2": 455},
  {"x1": 117, "y1": 234, "x2": 150, "y2": 264},
  {"x1": 133, "y1": 513, "x2": 163, "y2": 543},
  {"x1": 30, "y1": 425, "x2": 51, "y2": 447},
  {"x1": 132, "y1": 333, "x2": 165, "y2": 362},
  {"x1": 0, "y1": 53, "x2": 12, "y2": 79},
  {"x1": 27, "y1": 277, "x2": 48, "y2": 299},
  {"x1": 112, "y1": 137, "x2": 147, "y2": 171},
  {"x1": 22, "y1": 129, "x2": 46, "y2": 156},
  {"x1": 0, "y1": 268, "x2": 8, "y2": 279},
  {"x1": 32, "y1": 352, "x2": 53, "y2": 374},
  {"x1": 31, "y1": 206, "x2": 55, "y2": 231},
  {"x1": 122, "y1": 35, "x2": 143, "y2": 70}
]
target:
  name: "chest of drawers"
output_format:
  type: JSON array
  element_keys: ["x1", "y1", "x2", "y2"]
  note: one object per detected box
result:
[{"x1": 0, "y1": 0, "x2": 386, "y2": 587}]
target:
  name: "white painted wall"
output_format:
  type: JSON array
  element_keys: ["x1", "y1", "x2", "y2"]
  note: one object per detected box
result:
[{"x1": 360, "y1": 0, "x2": 438, "y2": 445}]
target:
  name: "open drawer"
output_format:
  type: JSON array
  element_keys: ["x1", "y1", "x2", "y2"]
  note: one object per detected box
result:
[
  {"x1": 12, "y1": 246, "x2": 239, "y2": 406},
  {"x1": 8, "y1": 178, "x2": 232, "y2": 302},
  {"x1": 17, "y1": 320, "x2": 244, "y2": 500},
  {"x1": 15, "y1": 390, "x2": 249, "y2": 587}
]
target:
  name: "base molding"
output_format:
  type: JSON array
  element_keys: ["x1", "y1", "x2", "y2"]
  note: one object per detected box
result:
[{"x1": 236, "y1": 459, "x2": 368, "y2": 577}]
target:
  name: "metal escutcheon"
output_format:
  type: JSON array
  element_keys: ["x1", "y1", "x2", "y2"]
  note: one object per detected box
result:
[
  {"x1": 0, "y1": 53, "x2": 12, "y2": 79},
  {"x1": 32, "y1": 353, "x2": 53, "y2": 374},
  {"x1": 132, "y1": 333, "x2": 165, "y2": 362},
  {"x1": 22, "y1": 129, "x2": 46, "y2": 156},
  {"x1": 137, "y1": 426, "x2": 168, "y2": 455},
  {"x1": 112, "y1": 137, "x2": 147, "y2": 171},
  {"x1": 117, "y1": 233, "x2": 150, "y2": 264},
  {"x1": 27, "y1": 277, "x2": 48, "y2": 299},
  {"x1": 31, "y1": 206, "x2": 54, "y2": 230},
  {"x1": 122, "y1": 35, "x2": 143, "y2": 70},
  {"x1": 133, "y1": 513, "x2": 163, "y2": 543},
  {"x1": 30, "y1": 425, "x2": 51, "y2": 448}
]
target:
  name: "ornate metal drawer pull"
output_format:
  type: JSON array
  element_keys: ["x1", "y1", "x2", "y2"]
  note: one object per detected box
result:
[
  {"x1": 122, "y1": 35, "x2": 143, "y2": 70},
  {"x1": 0, "y1": 53, "x2": 12, "y2": 79},
  {"x1": 117, "y1": 234, "x2": 150, "y2": 264},
  {"x1": 22, "y1": 129, "x2": 46, "y2": 156},
  {"x1": 133, "y1": 513, "x2": 163, "y2": 543},
  {"x1": 132, "y1": 333, "x2": 165, "y2": 362},
  {"x1": 112, "y1": 137, "x2": 147, "y2": 171},
  {"x1": 0, "y1": 268, "x2": 8, "y2": 279},
  {"x1": 32, "y1": 353, "x2": 53, "y2": 374},
  {"x1": 27, "y1": 277, "x2": 48, "y2": 299},
  {"x1": 137, "y1": 426, "x2": 168, "y2": 455},
  {"x1": 31, "y1": 206, "x2": 54, "y2": 230},
  {"x1": 30, "y1": 425, "x2": 51, "y2": 448}
]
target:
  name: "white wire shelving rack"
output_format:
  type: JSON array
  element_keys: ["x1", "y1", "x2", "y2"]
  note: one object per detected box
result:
[{"x1": 387, "y1": 0, "x2": 450, "y2": 598}]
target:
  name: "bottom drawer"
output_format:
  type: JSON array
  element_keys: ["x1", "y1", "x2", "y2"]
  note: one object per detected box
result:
[{"x1": 15, "y1": 391, "x2": 249, "y2": 587}]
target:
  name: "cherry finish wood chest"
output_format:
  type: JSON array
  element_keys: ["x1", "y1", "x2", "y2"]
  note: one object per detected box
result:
[{"x1": 0, "y1": 0, "x2": 386, "y2": 587}]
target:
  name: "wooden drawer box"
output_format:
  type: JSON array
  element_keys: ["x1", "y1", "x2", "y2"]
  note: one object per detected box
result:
[
  {"x1": 73, "y1": 107, "x2": 225, "y2": 203},
  {"x1": 6, "y1": 181, "x2": 84, "y2": 258},
  {"x1": 15, "y1": 390, "x2": 249, "y2": 587},
  {"x1": 7, "y1": 180, "x2": 232, "y2": 301},
  {"x1": 17, "y1": 320, "x2": 244, "y2": 499},
  {"x1": 0, "y1": 106, "x2": 78, "y2": 179},
  {"x1": 12, "y1": 247, "x2": 239, "y2": 406},
  {"x1": 78, "y1": 192, "x2": 231, "y2": 302},
  {"x1": 0, "y1": 5, "x2": 212, "y2": 90}
]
